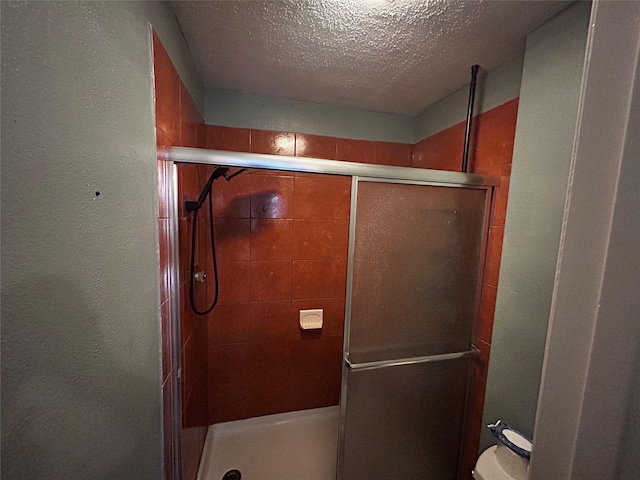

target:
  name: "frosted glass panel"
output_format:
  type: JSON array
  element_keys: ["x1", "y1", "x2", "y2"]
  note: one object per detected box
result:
[
  {"x1": 349, "y1": 181, "x2": 487, "y2": 361},
  {"x1": 341, "y1": 359, "x2": 470, "y2": 480},
  {"x1": 339, "y1": 180, "x2": 489, "y2": 480}
]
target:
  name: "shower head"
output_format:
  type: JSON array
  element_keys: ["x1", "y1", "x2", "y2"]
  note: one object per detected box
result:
[
  {"x1": 197, "y1": 167, "x2": 228, "y2": 204},
  {"x1": 185, "y1": 166, "x2": 247, "y2": 213},
  {"x1": 224, "y1": 167, "x2": 248, "y2": 181}
]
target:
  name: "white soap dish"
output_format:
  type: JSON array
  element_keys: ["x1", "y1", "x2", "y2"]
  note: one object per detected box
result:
[{"x1": 299, "y1": 309, "x2": 323, "y2": 330}]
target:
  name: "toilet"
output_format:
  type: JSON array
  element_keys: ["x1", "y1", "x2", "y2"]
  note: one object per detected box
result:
[{"x1": 472, "y1": 420, "x2": 532, "y2": 480}]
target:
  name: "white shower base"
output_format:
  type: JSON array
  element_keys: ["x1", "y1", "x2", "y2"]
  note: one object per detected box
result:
[{"x1": 196, "y1": 406, "x2": 339, "y2": 480}]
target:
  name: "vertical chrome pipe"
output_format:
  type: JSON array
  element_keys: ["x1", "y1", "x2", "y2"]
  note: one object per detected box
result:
[{"x1": 462, "y1": 65, "x2": 480, "y2": 173}]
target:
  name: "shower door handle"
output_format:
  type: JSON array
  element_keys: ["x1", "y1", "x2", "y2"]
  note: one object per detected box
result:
[{"x1": 345, "y1": 345, "x2": 480, "y2": 372}]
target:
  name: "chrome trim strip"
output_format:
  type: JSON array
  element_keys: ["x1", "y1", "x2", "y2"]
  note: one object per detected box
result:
[
  {"x1": 336, "y1": 176, "x2": 360, "y2": 480},
  {"x1": 165, "y1": 146, "x2": 499, "y2": 186},
  {"x1": 345, "y1": 346, "x2": 481, "y2": 372},
  {"x1": 168, "y1": 162, "x2": 183, "y2": 480}
]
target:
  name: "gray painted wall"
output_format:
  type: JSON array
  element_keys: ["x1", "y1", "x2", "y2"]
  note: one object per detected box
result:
[
  {"x1": 413, "y1": 54, "x2": 524, "y2": 142},
  {"x1": 530, "y1": 1, "x2": 640, "y2": 478},
  {"x1": 480, "y1": 2, "x2": 590, "y2": 450},
  {"x1": 0, "y1": 2, "x2": 196, "y2": 478},
  {"x1": 204, "y1": 54, "x2": 524, "y2": 144},
  {"x1": 205, "y1": 88, "x2": 415, "y2": 143}
]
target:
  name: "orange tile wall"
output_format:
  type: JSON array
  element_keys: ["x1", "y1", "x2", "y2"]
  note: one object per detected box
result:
[
  {"x1": 153, "y1": 32, "x2": 209, "y2": 480},
  {"x1": 204, "y1": 171, "x2": 347, "y2": 420}
]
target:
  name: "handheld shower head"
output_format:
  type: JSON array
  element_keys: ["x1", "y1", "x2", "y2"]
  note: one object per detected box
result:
[
  {"x1": 184, "y1": 166, "x2": 230, "y2": 213},
  {"x1": 185, "y1": 165, "x2": 248, "y2": 315}
]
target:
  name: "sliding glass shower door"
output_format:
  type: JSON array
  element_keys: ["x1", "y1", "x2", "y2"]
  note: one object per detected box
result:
[{"x1": 338, "y1": 178, "x2": 490, "y2": 480}]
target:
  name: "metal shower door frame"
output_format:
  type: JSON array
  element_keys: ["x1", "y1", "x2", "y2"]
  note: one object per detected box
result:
[
  {"x1": 164, "y1": 146, "x2": 497, "y2": 480},
  {"x1": 337, "y1": 176, "x2": 494, "y2": 480},
  {"x1": 166, "y1": 161, "x2": 183, "y2": 480},
  {"x1": 166, "y1": 147, "x2": 498, "y2": 188}
]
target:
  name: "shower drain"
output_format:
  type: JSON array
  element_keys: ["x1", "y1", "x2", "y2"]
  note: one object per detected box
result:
[{"x1": 222, "y1": 469, "x2": 241, "y2": 480}]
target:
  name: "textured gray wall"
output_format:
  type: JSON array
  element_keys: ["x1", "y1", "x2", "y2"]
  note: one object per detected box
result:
[
  {"x1": 205, "y1": 88, "x2": 415, "y2": 143},
  {"x1": 0, "y1": 2, "x2": 197, "y2": 478},
  {"x1": 480, "y1": 2, "x2": 590, "y2": 450},
  {"x1": 529, "y1": 1, "x2": 640, "y2": 478}
]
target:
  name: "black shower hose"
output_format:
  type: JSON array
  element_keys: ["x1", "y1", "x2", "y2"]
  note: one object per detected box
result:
[{"x1": 188, "y1": 182, "x2": 219, "y2": 316}]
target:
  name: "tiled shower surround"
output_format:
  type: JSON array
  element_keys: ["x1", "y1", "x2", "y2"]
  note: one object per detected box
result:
[
  {"x1": 154, "y1": 31, "x2": 517, "y2": 480},
  {"x1": 201, "y1": 166, "x2": 349, "y2": 423}
]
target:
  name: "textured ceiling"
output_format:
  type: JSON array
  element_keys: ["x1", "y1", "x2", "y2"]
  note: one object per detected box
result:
[{"x1": 171, "y1": 0, "x2": 572, "y2": 116}]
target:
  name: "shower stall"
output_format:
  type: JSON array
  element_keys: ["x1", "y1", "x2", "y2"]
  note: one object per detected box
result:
[{"x1": 166, "y1": 147, "x2": 495, "y2": 480}]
